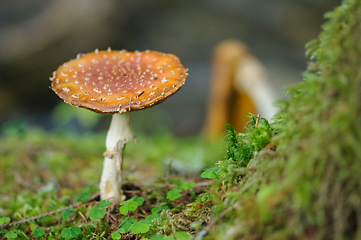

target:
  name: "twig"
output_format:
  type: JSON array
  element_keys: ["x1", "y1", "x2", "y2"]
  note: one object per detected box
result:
[
  {"x1": 255, "y1": 114, "x2": 261, "y2": 128},
  {"x1": 0, "y1": 192, "x2": 100, "y2": 230},
  {"x1": 206, "y1": 201, "x2": 240, "y2": 230},
  {"x1": 108, "y1": 213, "x2": 117, "y2": 223},
  {"x1": 78, "y1": 211, "x2": 87, "y2": 223},
  {"x1": 107, "y1": 215, "x2": 117, "y2": 226},
  {"x1": 15, "y1": 212, "x2": 24, "y2": 220}
]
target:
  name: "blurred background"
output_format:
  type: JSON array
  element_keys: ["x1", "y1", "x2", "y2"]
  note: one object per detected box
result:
[{"x1": 0, "y1": 0, "x2": 341, "y2": 136}]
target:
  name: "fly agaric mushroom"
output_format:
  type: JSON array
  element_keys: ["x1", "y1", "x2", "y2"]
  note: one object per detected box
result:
[{"x1": 50, "y1": 48, "x2": 188, "y2": 203}]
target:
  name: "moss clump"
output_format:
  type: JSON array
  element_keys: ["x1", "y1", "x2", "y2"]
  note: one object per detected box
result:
[{"x1": 201, "y1": 0, "x2": 361, "y2": 239}]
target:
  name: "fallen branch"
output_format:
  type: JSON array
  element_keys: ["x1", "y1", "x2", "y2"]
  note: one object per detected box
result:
[{"x1": 0, "y1": 192, "x2": 100, "y2": 230}]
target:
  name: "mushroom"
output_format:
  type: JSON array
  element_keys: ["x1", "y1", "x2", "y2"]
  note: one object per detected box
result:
[
  {"x1": 50, "y1": 48, "x2": 188, "y2": 203},
  {"x1": 203, "y1": 40, "x2": 278, "y2": 138}
]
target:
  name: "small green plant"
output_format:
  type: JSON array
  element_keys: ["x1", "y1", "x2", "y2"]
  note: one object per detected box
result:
[
  {"x1": 224, "y1": 116, "x2": 273, "y2": 168},
  {"x1": 119, "y1": 196, "x2": 144, "y2": 215},
  {"x1": 200, "y1": 116, "x2": 274, "y2": 184},
  {"x1": 61, "y1": 208, "x2": 73, "y2": 220},
  {"x1": 166, "y1": 181, "x2": 195, "y2": 201},
  {"x1": 74, "y1": 186, "x2": 96, "y2": 202},
  {"x1": 111, "y1": 202, "x2": 172, "y2": 239},
  {"x1": 200, "y1": 167, "x2": 220, "y2": 179},
  {"x1": 5, "y1": 230, "x2": 18, "y2": 239},
  {"x1": 32, "y1": 227, "x2": 45, "y2": 237},
  {"x1": 89, "y1": 200, "x2": 111, "y2": 221},
  {"x1": 61, "y1": 226, "x2": 82, "y2": 239},
  {"x1": 166, "y1": 188, "x2": 182, "y2": 201},
  {"x1": 151, "y1": 203, "x2": 170, "y2": 214},
  {"x1": 0, "y1": 217, "x2": 10, "y2": 225},
  {"x1": 111, "y1": 217, "x2": 150, "y2": 239}
]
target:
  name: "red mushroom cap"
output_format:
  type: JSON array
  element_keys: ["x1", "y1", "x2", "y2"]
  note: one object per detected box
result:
[{"x1": 51, "y1": 49, "x2": 188, "y2": 113}]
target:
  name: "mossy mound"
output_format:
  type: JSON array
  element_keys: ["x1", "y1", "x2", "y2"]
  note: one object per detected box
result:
[{"x1": 203, "y1": 0, "x2": 361, "y2": 239}]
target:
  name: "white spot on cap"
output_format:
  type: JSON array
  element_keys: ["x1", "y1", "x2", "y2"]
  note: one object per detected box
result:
[
  {"x1": 161, "y1": 78, "x2": 168, "y2": 83},
  {"x1": 107, "y1": 47, "x2": 111, "y2": 52},
  {"x1": 92, "y1": 59, "x2": 99, "y2": 64},
  {"x1": 117, "y1": 97, "x2": 125, "y2": 100},
  {"x1": 93, "y1": 88, "x2": 102, "y2": 93},
  {"x1": 62, "y1": 87, "x2": 70, "y2": 92},
  {"x1": 61, "y1": 72, "x2": 68, "y2": 77},
  {"x1": 95, "y1": 49, "x2": 99, "y2": 54}
]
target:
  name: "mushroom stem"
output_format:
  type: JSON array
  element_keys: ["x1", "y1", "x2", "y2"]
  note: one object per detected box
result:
[{"x1": 100, "y1": 112, "x2": 136, "y2": 203}]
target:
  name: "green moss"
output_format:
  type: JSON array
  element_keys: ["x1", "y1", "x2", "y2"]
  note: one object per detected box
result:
[
  {"x1": 0, "y1": 123, "x2": 223, "y2": 238},
  {"x1": 200, "y1": 0, "x2": 361, "y2": 239}
]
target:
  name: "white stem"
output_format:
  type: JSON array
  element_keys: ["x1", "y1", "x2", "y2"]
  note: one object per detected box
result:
[
  {"x1": 235, "y1": 56, "x2": 279, "y2": 120},
  {"x1": 99, "y1": 112, "x2": 136, "y2": 203}
]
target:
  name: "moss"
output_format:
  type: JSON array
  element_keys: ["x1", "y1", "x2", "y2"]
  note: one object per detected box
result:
[{"x1": 198, "y1": 0, "x2": 361, "y2": 239}]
